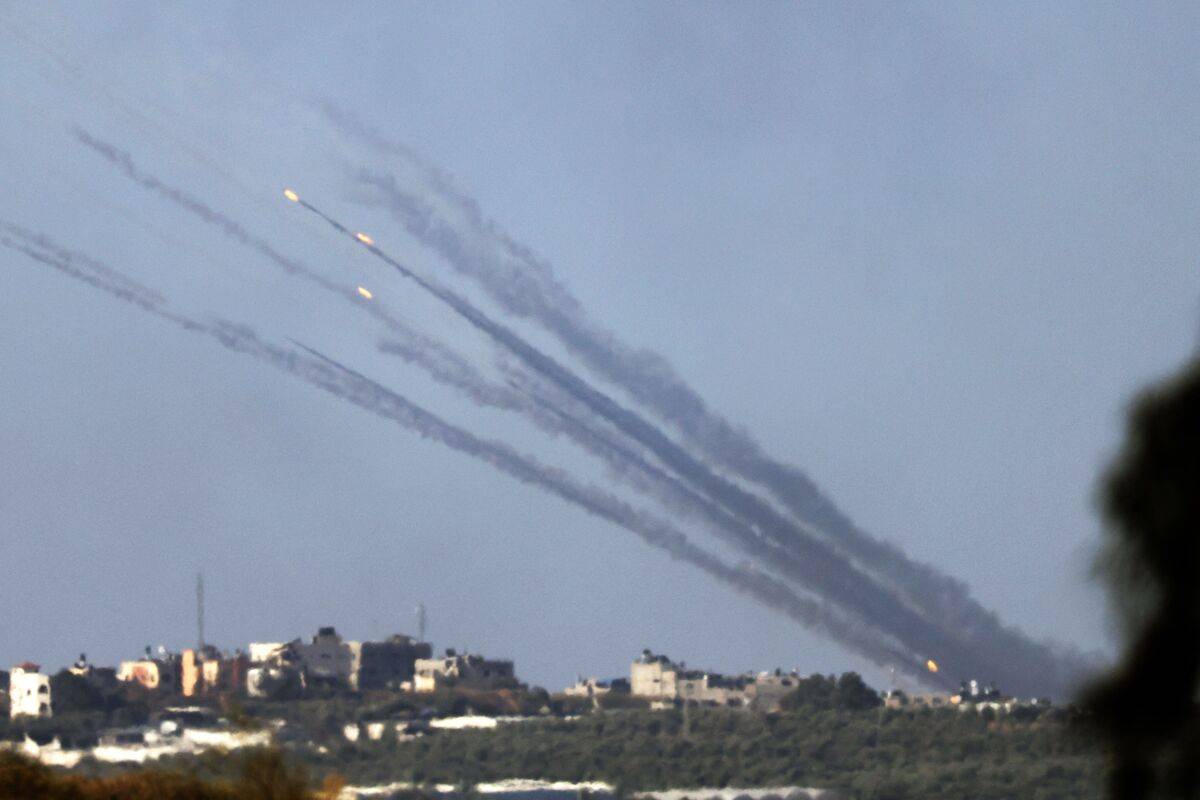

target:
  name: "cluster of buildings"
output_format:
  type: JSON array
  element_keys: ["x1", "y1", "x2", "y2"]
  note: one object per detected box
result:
[
  {"x1": 564, "y1": 650, "x2": 804, "y2": 711},
  {"x1": 6, "y1": 637, "x2": 1046, "y2": 723},
  {"x1": 882, "y1": 679, "x2": 1049, "y2": 714},
  {"x1": 3, "y1": 625, "x2": 516, "y2": 719}
]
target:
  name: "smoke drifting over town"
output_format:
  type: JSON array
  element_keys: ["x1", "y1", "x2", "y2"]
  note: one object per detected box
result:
[
  {"x1": 0, "y1": 224, "x2": 911, "y2": 674},
  {"x1": 56, "y1": 122, "x2": 1085, "y2": 696}
]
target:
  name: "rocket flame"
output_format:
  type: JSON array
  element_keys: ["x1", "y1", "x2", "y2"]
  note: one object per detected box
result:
[
  {"x1": 357, "y1": 286, "x2": 373, "y2": 300},
  {"x1": 926, "y1": 659, "x2": 939, "y2": 673},
  {"x1": 355, "y1": 232, "x2": 375, "y2": 246},
  {"x1": 283, "y1": 189, "x2": 299, "y2": 203}
]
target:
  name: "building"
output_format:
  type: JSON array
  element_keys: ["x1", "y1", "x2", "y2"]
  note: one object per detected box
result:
[
  {"x1": 250, "y1": 628, "x2": 432, "y2": 693},
  {"x1": 117, "y1": 649, "x2": 180, "y2": 692},
  {"x1": 563, "y1": 677, "x2": 615, "y2": 699},
  {"x1": 296, "y1": 627, "x2": 360, "y2": 688},
  {"x1": 9, "y1": 663, "x2": 51, "y2": 719},
  {"x1": 249, "y1": 628, "x2": 358, "y2": 689},
  {"x1": 246, "y1": 642, "x2": 305, "y2": 699},
  {"x1": 884, "y1": 690, "x2": 954, "y2": 710},
  {"x1": 67, "y1": 654, "x2": 93, "y2": 678},
  {"x1": 357, "y1": 634, "x2": 432, "y2": 690},
  {"x1": 413, "y1": 649, "x2": 515, "y2": 693},
  {"x1": 631, "y1": 651, "x2": 681, "y2": 699},
  {"x1": 181, "y1": 647, "x2": 248, "y2": 697},
  {"x1": 631, "y1": 652, "x2": 801, "y2": 709},
  {"x1": 742, "y1": 671, "x2": 803, "y2": 710},
  {"x1": 248, "y1": 642, "x2": 288, "y2": 664}
]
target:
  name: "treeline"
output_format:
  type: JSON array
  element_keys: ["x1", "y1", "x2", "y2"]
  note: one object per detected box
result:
[
  {"x1": 301, "y1": 694, "x2": 1102, "y2": 799},
  {"x1": 0, "y1": 748, "x2": 319, "y2": 800},
  {"x1": 3, "y1": 672, "x2": 1107, "y2": 799}
]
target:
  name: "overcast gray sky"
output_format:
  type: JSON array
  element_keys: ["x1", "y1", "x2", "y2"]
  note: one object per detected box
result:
[{"x1": 1, "y1": 2, "x2": 1197, "y2": 691}]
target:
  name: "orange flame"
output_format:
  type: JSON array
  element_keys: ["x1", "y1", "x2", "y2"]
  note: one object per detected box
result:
[
  {"x1": 357, "y1": 286, "x2": 373, "y2": 300},
  {"x1": 355, "y1": 232, "x2": 375, "y2": 246},
  {"x1": 926, "y1": 659, "x2": 939, "y2": 673},
  {"x1": 283, "y1": 188, "x2": 299, "y2": 203}
]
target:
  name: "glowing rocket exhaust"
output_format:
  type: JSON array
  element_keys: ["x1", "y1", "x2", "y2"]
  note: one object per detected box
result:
[
  {"x1": 357, "y1": 286, "x2": 373, "y2": 300},
  {"x1": 283, "y1": 188, "x2": 299, "y2": 203},
  {"x1": 926, "y1": 659, "x2": 939, "y2": 673},
  {"x1": 355, "y1": 232, "x2": 375, "y2": 246}
]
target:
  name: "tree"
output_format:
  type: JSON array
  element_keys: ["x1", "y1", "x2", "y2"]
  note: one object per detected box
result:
[
  {"x1": 49, "y1": 670, "x2": 104, "y2": 714},
  {"x1": 835, "y1": 672, "x2": 881, "y2": 710},
  {"x1": 1084, "y1": 356, "x2": 1200, "y2": 798}
]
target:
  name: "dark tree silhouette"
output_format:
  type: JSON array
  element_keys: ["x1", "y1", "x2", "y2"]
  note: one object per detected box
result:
[{"x1": 1086, "y1": 356, "x2": 1200, "y2": 798}]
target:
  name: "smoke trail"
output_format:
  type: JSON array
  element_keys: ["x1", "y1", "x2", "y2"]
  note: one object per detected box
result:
[
  {"x1": 323, "y1": 109, "x2": 1084, "y2": 696},
  {"x1": 294, "y1": 198, "x2": 1052, "y2": 695},
  {"x1": 1, "y1": 225, "x2": 913, "y2": 673},
  {"x1": 377, "y1": 330, "x2": 932, "y2": 680},
  {"x1": 72, "y1": 129, "x2": 1070, "y2": 694}
]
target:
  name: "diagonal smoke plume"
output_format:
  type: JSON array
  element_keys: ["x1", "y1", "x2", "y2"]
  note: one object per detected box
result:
[
  {"x1": 1, "y1": 224, "x2": 913, "y2": 673},
  {"x1": 73, "y1": 128, "x2": 1077, "y2": 695},
  {"x1": 379, "y1": 330, "x2": 965, "y2": 686},
  {"x1": 296, "y1": 196, "x2": 1057, "y2": 696},
  {"x1": 321, "y1": 106, "x2": 1086, "y2": 697}
]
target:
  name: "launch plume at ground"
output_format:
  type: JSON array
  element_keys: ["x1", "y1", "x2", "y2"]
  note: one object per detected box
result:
[
  {"x1": 72, "y1": 127, "x2": 1080, "y2": 696},
  {"x1": 320, "y1": 107, "x2": 1085, "y2": 697},
  {"x1": 285, "y1": 193, "x2": 1071, "y2": 696}
]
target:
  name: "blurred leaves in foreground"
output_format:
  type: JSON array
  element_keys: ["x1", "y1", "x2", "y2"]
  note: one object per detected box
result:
[{"x1": 1087, "y1": 356, "x2": 1200, "y2": 798}]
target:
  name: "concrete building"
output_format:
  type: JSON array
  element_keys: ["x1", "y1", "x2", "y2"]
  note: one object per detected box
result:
[
  {"x1": 743, "y1": 671, "x2": 803, "y2": 710},
  {"x1": 631, "y1": 651, "x2": 681, "y2": 699},
  {"x1": 297, "y1": 627, "x2": 360, "y2": 688},
  {"x1": 249, "y1": 628, "x2": 358, "y2": 689},
  {"x1": 631, "y1": 652, "x2": 802, "y2": 709},
  {"x1": 117, "y1": 649, "x2": 179, "y2": 692},
  {"x1": 250, "y1": 628, "x2": 432, "y2": 693},
  {"x1": 563, "y1": 677, "x2": 614, "y2": 699},
  {"x1": 413, "y1": 649, "x2": 515, "y2": 693},
  {"x1": 181, "y1": 647, "x2": 248, "y2": 697},
  {"x1": 246, "y1": 641, "x2": 305, "y2": 699},
  {"x1": 357, "y1": 634, "x2": 432, "y2": 690},
  {"x1": 9, "y1": 663, "x2": 51, "y2": 719},
  {"x1": 248, "y1": 642, "x2": 288, "y2": 664},
  {"x1": 884, "y1": 690, "x2": 954, "y2": 710}
]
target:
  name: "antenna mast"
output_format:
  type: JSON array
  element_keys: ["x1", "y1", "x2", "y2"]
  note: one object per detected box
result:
[
  {"x1": 416, "y1": 602, "x2": 427, "y2": 642},
  {"x1": 196, "y1": 573, "x2": 206, "y2": 651}
]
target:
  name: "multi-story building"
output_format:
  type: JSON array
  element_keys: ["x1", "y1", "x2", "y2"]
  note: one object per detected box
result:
[
  {"x1": 181, "y1": 647, "x2": 248, "y2": 697},
  {"x1": 631, "y1": 652, "x2": 801, "y2": 709},
  {"x1": 630, "y1": 651, "x2": 682, "y2": 699},
  {"x1": 9, "y1": 663, "x2": 51, "y2": 719},
  {"x1": 297, "y1": 627, "x2": 360, "y2": 688},
  {"x1": 413, "y1": 649, "x2": 515, "y2": 693},
  {"x1": 357, "y1": 634, "x2": 432, "y2": 690},
  {"x1": 246, "y1": 641, "x2": 305, "y2": 699},
  {"x1": 117, "y1": 649, "x2": 180, "y2": 692},
  {"x1": 250, "y1": 627, "x2": 431, "y2": 693}
]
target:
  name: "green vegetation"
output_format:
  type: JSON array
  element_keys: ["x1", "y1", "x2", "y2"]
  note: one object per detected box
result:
[
  {"x1": 293, "y1": 698, "x2": 1101, "y2": 798},
  {"x1": 0, "y1": 748, "x2": 315, "y2": 800}
]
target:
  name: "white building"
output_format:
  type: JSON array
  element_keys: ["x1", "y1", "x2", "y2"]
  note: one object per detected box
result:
[
  {"x1": 249, "y1": 628, "x2": 360, "y2": 690},
  {"x1": 413, "y1": 650, "x2": 515, "y2": 693},
  {"x1": 297, "y1": 627, "x2": 360, "y2": 689},
  {"x1": 631, "y1": 652, "x2": 801, "y2": 709},
  {"x1": 563, "y1": 677, "x2": 614, "y2": 699},
  {"x1": 9, "y1": 663, "x2": 51, "y2": 719}
]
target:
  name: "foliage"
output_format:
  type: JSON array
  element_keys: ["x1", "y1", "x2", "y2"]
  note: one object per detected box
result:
[
  {"x1": 777, "y1": 673, "x2": 881, "y2": 712},
  {"x1": 1085, "y1": 356, "x2": 1200, "y2": 798},
  {"x1": 291, "y1": 703, "x2": 1101, "y2": 799},
  {"x1": 0, "y1": 748, "x2": 311, "y2": 799}
]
